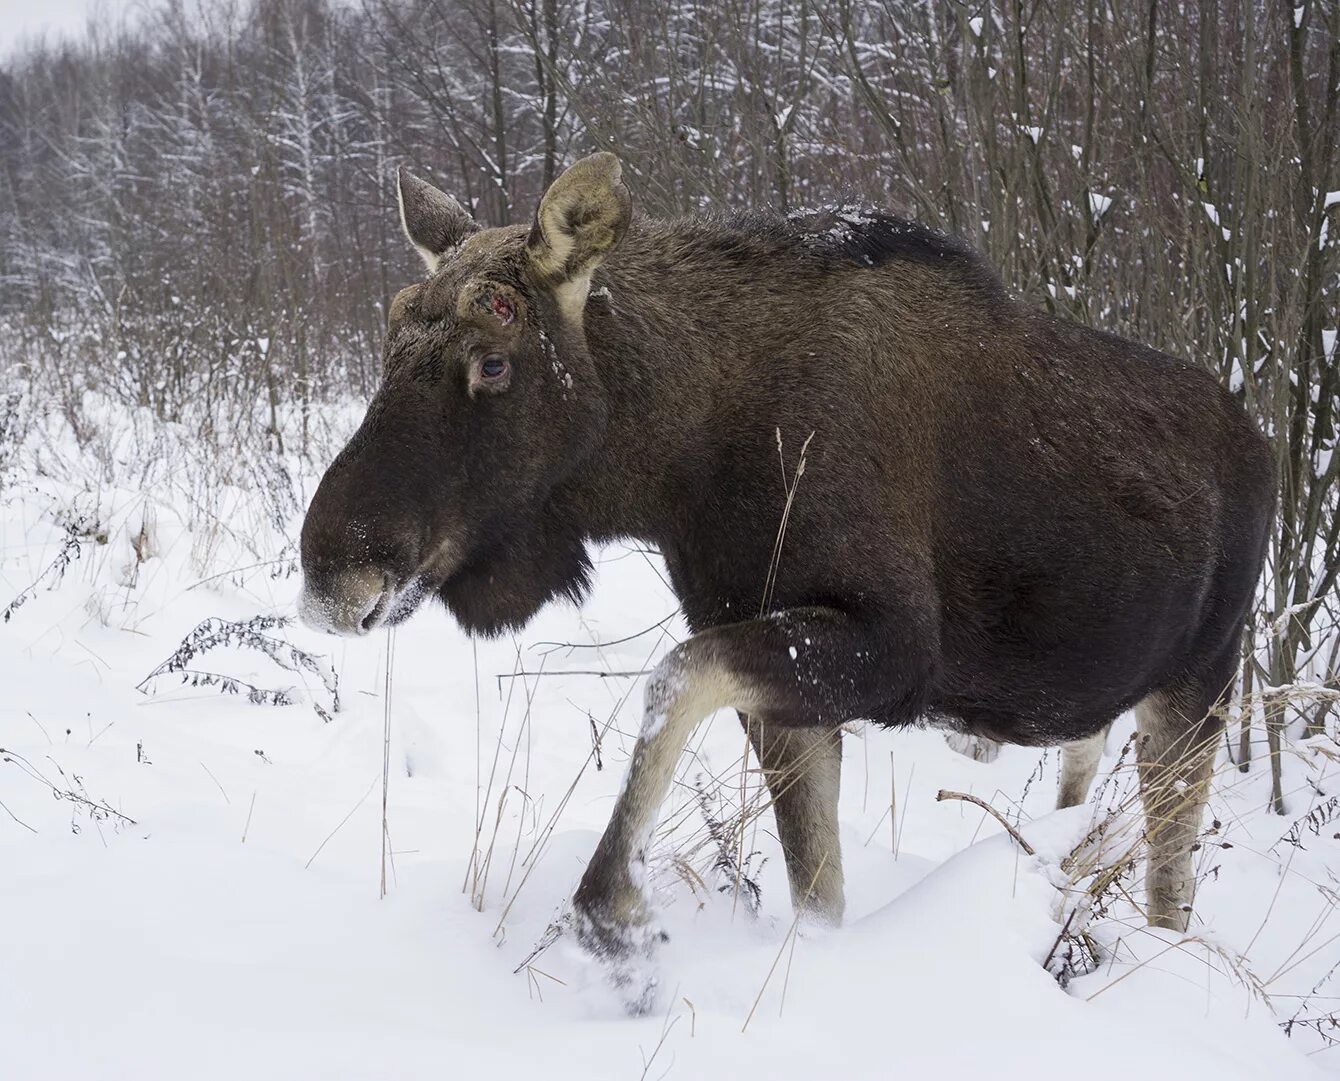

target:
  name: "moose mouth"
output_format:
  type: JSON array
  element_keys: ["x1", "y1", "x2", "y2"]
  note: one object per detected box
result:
[
  {"x1": 299, "y1": 538, "x2": 458, "y2": 637},
  {"x1": 376, "y1": 575, "x2": 437, "y2": 629}
]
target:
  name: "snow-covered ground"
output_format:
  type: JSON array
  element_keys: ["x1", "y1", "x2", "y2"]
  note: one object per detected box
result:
[{"x1": 2, "y1": 395, "x2": 1336, "y2": 1080}]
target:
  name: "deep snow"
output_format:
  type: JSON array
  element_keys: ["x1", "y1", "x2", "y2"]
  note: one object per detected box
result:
[{"x1": 1, "y1": 397, "x2": 1336, "y2": 1080}]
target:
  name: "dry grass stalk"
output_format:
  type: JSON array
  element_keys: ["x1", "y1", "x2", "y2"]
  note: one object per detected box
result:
[
  {"x1": 380, "y1": 627, "x2": 396, "y2": 899},
  {"x1": 742, "y1": 853, "x2": 829, "y2": 1033}
]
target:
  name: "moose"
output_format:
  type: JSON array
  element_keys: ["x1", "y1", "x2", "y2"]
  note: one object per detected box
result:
[{"x1": 300, "y1": 153, "x2": 1273, "y2": 989}]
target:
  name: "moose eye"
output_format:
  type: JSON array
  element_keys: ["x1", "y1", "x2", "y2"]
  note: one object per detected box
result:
[{"x1": 469, "y1": 353, "x2": 511, "y2": 396}]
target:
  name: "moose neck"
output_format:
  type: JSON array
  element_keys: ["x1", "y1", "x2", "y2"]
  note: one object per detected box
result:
[{"x1": 554, "y1": 218, "x2": 744, "y2": 548}]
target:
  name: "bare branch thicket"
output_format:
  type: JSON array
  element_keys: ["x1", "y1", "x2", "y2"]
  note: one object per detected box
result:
[{"x1": 0, "y1": 0, "x2": 1334, "y2": 786}]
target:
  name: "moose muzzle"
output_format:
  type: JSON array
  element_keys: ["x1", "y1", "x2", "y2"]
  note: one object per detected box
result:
[{"x1": 299, "y1": 565, "x2": 396, "y2": 636}]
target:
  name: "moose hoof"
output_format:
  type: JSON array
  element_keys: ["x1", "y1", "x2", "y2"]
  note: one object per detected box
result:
[{"x1": 569, "y1": 897, "x2": 668, "y2": 1016}]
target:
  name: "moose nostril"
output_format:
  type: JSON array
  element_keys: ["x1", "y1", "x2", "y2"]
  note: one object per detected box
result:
[{"x1": 359, "y1": 576, "x2": 394, "y2": 633}]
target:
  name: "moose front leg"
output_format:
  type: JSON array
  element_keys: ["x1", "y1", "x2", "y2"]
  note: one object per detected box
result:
[
  {"x1": 571, "y1": 606, "x2": 924, "y2": 968},
  {"x1": 568, "y1": 647, "x2": 753, "y2": 972}
]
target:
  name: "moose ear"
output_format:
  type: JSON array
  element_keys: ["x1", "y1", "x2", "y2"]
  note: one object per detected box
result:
[
  {"x1": 526, "y1": 152, "x2": 631, "y2": 315},
  {"x1": 398, "y1": 167, "x2": 480, "y2": 273}
]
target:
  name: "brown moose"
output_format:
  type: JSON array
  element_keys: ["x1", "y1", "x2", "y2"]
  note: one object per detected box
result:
[{"x1": 300, "y1": 153, "x2": 1274, "y2": 1001}]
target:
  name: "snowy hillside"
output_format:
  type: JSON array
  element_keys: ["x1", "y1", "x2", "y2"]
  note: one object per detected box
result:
[{"x1": 1, "y1": 397, "x2": 1336, "y2": 1080}]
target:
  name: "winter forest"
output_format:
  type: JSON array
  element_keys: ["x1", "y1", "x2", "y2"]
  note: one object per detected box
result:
[{"x1": 1, "y1": 1, "x2": 1338, "y2": 1078}]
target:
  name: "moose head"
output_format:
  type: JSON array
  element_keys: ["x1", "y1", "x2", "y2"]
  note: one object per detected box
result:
[{"x1": 299, "y1": 153, "x2": 631, "y2": 637}]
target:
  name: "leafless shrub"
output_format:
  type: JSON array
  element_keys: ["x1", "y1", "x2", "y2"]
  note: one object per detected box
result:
[
  {"x1": 0, "y1": 0, "x2": 1333, "y2": 774},
  {"x1": 1046, "y1": 697, "x2": 1340, "y2": 1031},
  {"x1": 691, "y1": 777, "x2": 767, "y2": 916},
  {"x1": 1276, "y1": 794, "x2": 1340, "y2": 852},
  {"x1": 0, "y1": 390, "x2": 22, "y2": 474},
  {"x1": 0, "y1": 748, "x2": 136, "y2": 834},
  {"x1": 2, "y1": 514, "x2": 94, "y2": 623},
  {"x1": 136, "y1": 614, "x2": 340, "y2": 714},
  {"x1": 1282, "y1": 1012, "x2": 1340, "y2": 1048}
]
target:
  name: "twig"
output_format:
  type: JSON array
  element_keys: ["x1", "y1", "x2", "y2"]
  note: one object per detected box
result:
[
  {"x1": 531, "y1": 611, "x2": 679, "y2": 655},
  {"x1": 935, "y1": 789, "x2": 1036, "y2": 855},
  {"x1": 0, "y1": 796, "x2": 37, "y2": 833},
  {"x1": 494, "y1": 668, "x2": 652, "y2": 685},
  {"x1": 1, "y1": 749, "x2": 136, "y2": 825}
]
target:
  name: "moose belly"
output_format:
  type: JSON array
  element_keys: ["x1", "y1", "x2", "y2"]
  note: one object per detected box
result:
[{"x1": 930, "y1": 547, "x2": 1216, "y2": 746}]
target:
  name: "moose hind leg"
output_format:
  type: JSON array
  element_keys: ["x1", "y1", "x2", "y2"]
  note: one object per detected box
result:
[
  {"x1": 1134, "y1": 681, "x2": 1225, "y2": 931},
  {"x1": 1057, "y1": 726, "x2": 1108, "y2": 809},
  {"x1": 742, "y1": 713, "x2": 844, "y2": 924}
]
